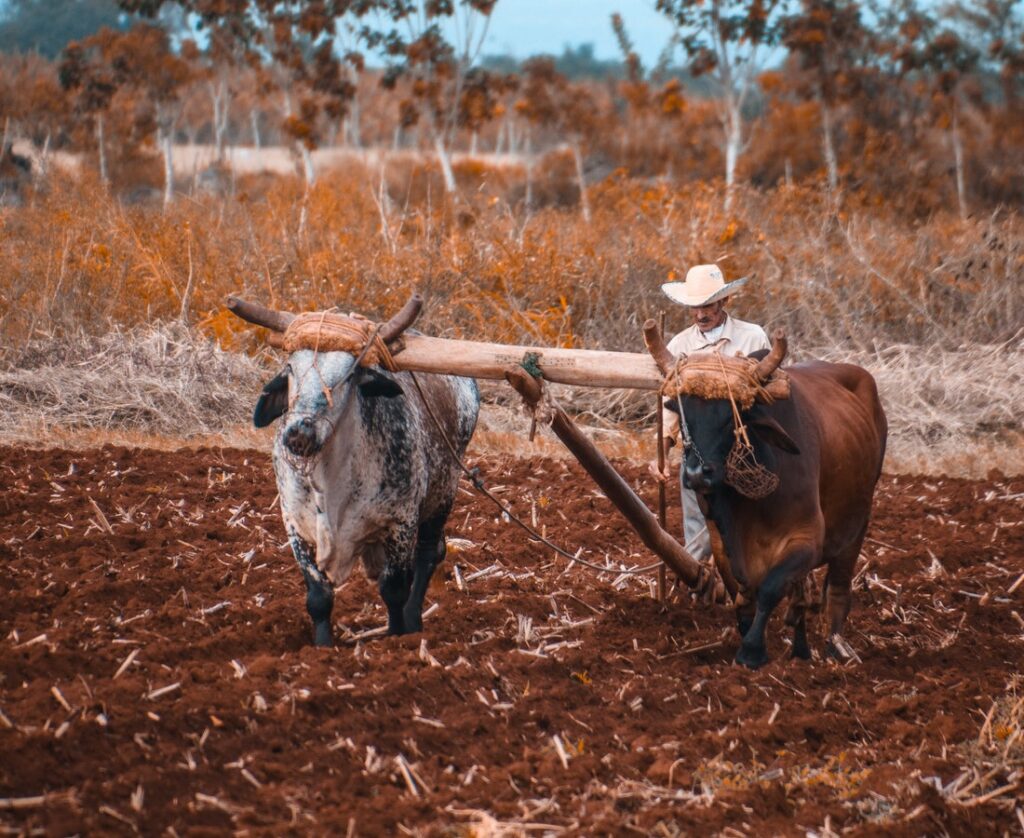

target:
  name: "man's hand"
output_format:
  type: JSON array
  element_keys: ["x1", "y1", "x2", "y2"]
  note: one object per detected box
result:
[{"x1": 648, "y1": 460, "x2": 671, "y2": 484}]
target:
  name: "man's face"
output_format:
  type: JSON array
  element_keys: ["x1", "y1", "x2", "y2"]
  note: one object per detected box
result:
[{"x1": 690, "y1": 301, "x2": 727, "y2": 332}]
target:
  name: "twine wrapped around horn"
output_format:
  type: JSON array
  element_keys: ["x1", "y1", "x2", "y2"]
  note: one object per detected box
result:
[
  {"x1": 660, "y1": 354, "x2": 790, "y2": 409},
  {"x1": 225, "y1": 293, "x2": 423, "y2": 369},
  {"x1": 280, "y1": 311, "x2": 398, "y2": 370}
]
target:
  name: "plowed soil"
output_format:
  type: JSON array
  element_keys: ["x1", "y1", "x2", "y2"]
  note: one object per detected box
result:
[{"x1": 1, "y1": 445, "x2": 1023, "y2": 836}]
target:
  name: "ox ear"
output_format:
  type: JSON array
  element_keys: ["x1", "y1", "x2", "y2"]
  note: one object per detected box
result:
[
  {"x1": 748, "y1": 414, "x2": 800, "y2": 455},
  {"x1": 254, "y1": 371, "x2": 289, "y2": 428},
  {"x1": 358, "y1": 367, "x2": 404, "y2": 399}
]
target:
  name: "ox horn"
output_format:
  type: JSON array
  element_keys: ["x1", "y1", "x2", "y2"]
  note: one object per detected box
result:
[
  {"x1": 226, "y1": 295, "x2": 296, "y2": 333},
  {"x1": 226, "y1": 291, "x2": 423, "y2": 345},
  {"x1": 754, "y1": 329, "x2": 788, "y2": 382},
  {"x1": 379, "y1": 292, "x2": 423, "y2": 343},
  {"x1": 642, "y1": 319, "x2": 677, "y2": 376}
]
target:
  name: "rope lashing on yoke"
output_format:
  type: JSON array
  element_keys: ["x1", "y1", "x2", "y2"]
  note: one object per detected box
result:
[
  {"x1": 282, "y1": 310, "x2": 398, "y2": 371},
  {"x1": 661, "y1": 351, "x2": 790, "y2": 501},
  {"x1": 660, "y1": 351, "x2": 789, "y2": 409},
  {"x1": 519, "y1": 352, "x2": 557, "y2": 434}
]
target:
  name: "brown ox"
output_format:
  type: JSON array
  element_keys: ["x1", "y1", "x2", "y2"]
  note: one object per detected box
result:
[{"x1": 648, "y1": 329, "x2": 887, "y2": 668}]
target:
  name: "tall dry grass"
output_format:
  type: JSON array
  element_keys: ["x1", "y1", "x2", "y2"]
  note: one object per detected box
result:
[
  {"x1": 0, "y1": 162, "x2": 1021, "y2": 472},
  {"x1": 0, "y1": 323, "x2": 268, "y2": 437},
  {"x1": 2, "y1": 162, "x2": 1020, "y2": 350}
]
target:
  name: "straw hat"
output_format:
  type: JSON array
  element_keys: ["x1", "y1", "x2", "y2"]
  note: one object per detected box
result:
[{"x1": 661, "y1": 264, "x2": 748, "y2": 307}]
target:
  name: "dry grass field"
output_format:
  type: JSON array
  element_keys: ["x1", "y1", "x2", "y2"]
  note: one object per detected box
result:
[{"x1": 1, "y1": 162, "x2": 1021, "y2": 474}]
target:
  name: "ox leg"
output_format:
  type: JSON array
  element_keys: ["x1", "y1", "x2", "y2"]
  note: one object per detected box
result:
[
  {"x1": 782, "y1": 575, "x2": 812, "y2": 660},
  {"x1": 785, "y1": 596, "x2": 811, "y2": 660},
  {"x1": 824, "y1": 524, "x2": 865, "y2": 660},
  {"x1": 378, "y1": 528, "x2": 416, "y2": 635},
  {"x1": 288, "y1": 528, "x2": 334, "y2": 647},
  {"x1": 403, "y1": 510, "x2": 448, "y2": 634},
  {"x1": 735, "y1": 595, "x2": 755, "y2": 638},
  {"x1": 824, "y1": 572, "x2": 854, "y2": 660},
  {"x1": 735, "y1": 550, "x2": 813, "y2": 670}
]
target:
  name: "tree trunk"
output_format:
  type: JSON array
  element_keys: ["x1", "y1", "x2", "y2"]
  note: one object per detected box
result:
[
  {"x1": 494, "y1": 118, "x2": 505, "y2": 154},
  {"x1": 298, "y1": 142, "x2": 315, "y2": 186},
  {"x1": 524, "y1": 132, "x2": 533, "y2": 212},
  {"x1": 952, "y1": 102, "x2": 967, "y2": 221},
  {"x1": 297, "y1": 141, "x2": 315, "y2": 235},
  {"x1": 820, "y1": 96, "x2": 839, "y2": 193},
  {"x1": 250, "y1": 110, "x2": 261, "y2": 149},
  {"x1": 723, "y1": 102, "x2": 741, "y2": 212},
  {"x1": 96, "y1": 115, "x2": 108, "y2": 186},
  {"x1": 210, "y1": 79, "x2": 228, "y2": 160},
  {"x1": 347, "y1": 78, "x2": 361, "y2": 148},
  {"x1": 433, "y1": 132, "x2": 457, "y2": 194},
  {"x1": 571, "y1": 141, "x2": 591, "y2": 223},
  {"x1": 39, "y1": 132, "x2": 51, "y2": 177},
  {"x1": 161, "y1": 129, "x2": 174, "y2": 207},
  {"x1": 470, "y1": 130, "x2": 478, "y2": 156}
]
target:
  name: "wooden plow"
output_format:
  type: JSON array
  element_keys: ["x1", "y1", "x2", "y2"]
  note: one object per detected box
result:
[{"x1": 227, "y1": 292, "x2": 726, "y2": 600}]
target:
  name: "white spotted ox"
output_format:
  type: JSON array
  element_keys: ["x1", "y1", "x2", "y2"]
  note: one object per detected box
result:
[{"x1": 229, "y1": 295, "x2": 479, "y2": 646}]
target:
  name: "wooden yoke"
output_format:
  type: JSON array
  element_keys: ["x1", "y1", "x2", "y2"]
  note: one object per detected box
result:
[{"x1": 504, "y1": 366, "x2": 719, "y2": 596}]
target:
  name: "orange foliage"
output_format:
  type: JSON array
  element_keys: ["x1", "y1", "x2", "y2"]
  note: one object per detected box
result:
[{"x1": 0, "y1": 163, "x2": 1020, "y2": 358}]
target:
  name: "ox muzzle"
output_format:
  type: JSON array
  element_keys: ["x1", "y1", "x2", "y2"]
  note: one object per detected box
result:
[
  {"x1": 283, "y1": 415, "x2": 322, "y2": 458},
  {"x1": 684, "y1": 456, "x2": 719, "y2": 494}
]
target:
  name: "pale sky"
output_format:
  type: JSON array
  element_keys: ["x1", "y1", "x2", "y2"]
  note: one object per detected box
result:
[{"x1": 483, "y1": 1, "x2": 678, "y2": 65}]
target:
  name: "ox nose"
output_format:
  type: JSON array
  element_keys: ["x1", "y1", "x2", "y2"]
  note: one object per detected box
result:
[
  {"x1": 283, "y1": 417, "x2": 320, "y2": 457},
  {"x1": 685, "y1": 463, "x2": 716, "y2": 492}
]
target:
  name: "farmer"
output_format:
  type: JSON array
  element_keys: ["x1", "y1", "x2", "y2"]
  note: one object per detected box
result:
[{"x1": 652, "y1": 264, "x2": 771, "y2": 564}]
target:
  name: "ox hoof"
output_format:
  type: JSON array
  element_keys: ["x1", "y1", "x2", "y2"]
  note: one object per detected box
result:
[
  {"x1": 791, "y1": 636, "x2": 812, "y2": 660},
  {"x1": 735, "y1": 643, "x2": 769, "y2": 670},
  {"x1": 791, "y1": 644, "x2": 812, "y2": 661},
  {"x1": 312, "y1": 625, "x2": 333, "y2": 648},
  {"x1": 387, "y1": 623, "x2": 422, "y2": 637}
]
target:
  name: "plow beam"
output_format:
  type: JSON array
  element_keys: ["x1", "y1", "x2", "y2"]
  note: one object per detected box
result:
[
  {"x1": 392, "y1": 335, "x2": 664, "y2": 390},
  {"x1": 504, "y1": 367, "x2": 719, "y2": 596}
]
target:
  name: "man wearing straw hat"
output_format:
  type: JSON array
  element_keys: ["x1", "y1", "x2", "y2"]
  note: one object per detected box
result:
[{"x1": 652, "y1": 263, "x2": 770, "y2": 565}]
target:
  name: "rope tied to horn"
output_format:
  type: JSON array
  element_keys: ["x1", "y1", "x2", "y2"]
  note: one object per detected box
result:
[
  {"x1": 282, "y1": 310, "x2": 398, "y2": 371},
  {"x1": 660, "y1": 351, "x2": 790, "y2": 500},
  {"x1": 659, "y1": 351, "x2": 788, "y2": 409}
]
